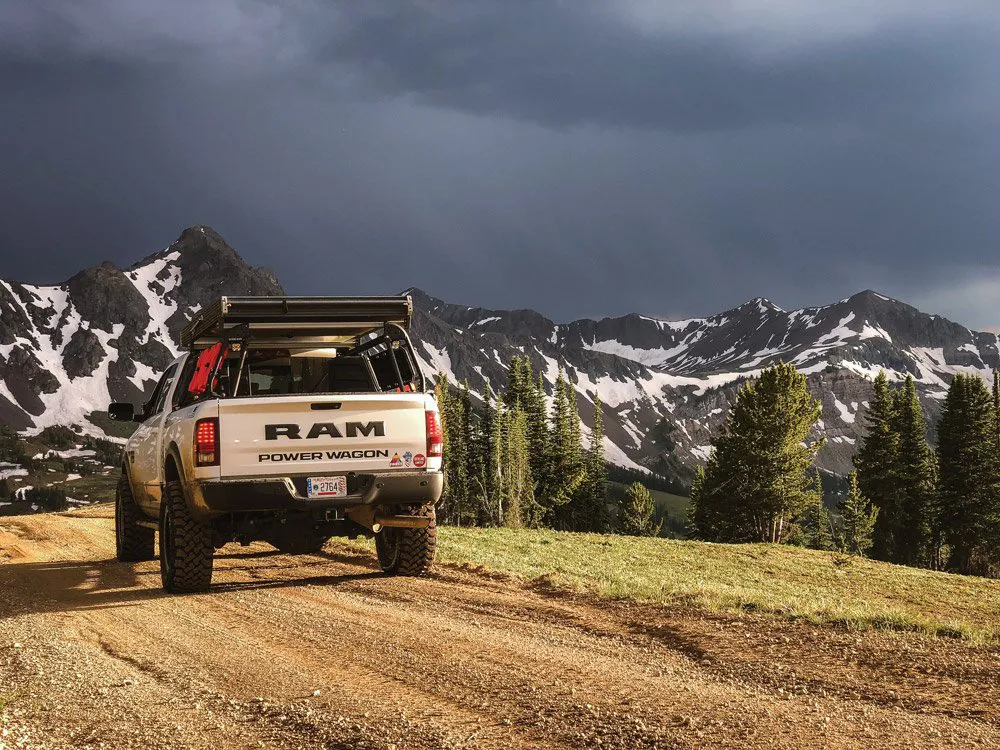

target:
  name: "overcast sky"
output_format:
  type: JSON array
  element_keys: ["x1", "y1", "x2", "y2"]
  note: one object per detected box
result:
[{"x1": 2, "y1": 1, "x2": 1000, "y2": 327}]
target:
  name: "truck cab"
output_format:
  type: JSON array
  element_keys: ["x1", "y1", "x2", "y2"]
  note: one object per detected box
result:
[{"x1": 109, "y1": 296, "x2": 443, "y2": 593}]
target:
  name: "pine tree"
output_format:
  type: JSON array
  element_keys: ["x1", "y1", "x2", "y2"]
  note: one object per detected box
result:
[
  {"x1": 686, "y1": 465, "x2": 706, "y2": 538},
  {"x1": 441, "y1": 377, "x2": 470, "y2": 525},
  {"x1": 524, "y1": 372, "x2": 551, "y2": 520},
  {"x1": 544, "y1": 372, "x2": 568, "y2": 524},
  {"x1": 564, "y1": 376, "x2": 589, "y2": 529},
  {"x1": 580, "y1": 393, "x2": 609, "y2": 532},
  {"x1": 489, "y1": 393, "x2": 508, "y2": 526},
  {"x1": 460, "y1": 381, "x2": 490, "y2": 525},
  {"x1": 890, "y1": 376, "x2": 936, "y2": 566},
  {"x1": 504, "y1": 406, "x2": 535, "y2": 528},
  {"x1": 993, "y1": 370, "x2": 1000, "y2": 452},
  {"x1": 815, "y1": 502, "x2": 834, "y2": 551},
  {"x1": 434, "y1": 375, "x2": 449, "y2": 448},
  {"x1": 620, "y1": 482, "x2": 661, "y2": 536},
  {"x1": 936, "y1": 373, "x2": 1000, "y2": 576},
  {"x1": 799, "y1": 472, "x2": 833, "y2": 550},
  {"x1": 468, "y1": 383, "x2": 496, "y2": 525},
  {"x1": 854, "y1": 370, "x2": 901, "y2": 561},
  {"x1": 838, "y1": 471, "x2": 878, "y2": 556},
  {"x1": 567, "y1": 380, "x2": 583, "y2": 473},
  {"x1": 505, "y1": 355, "x2": 530, "y2": 410},
  {"x1": 434, "y1": 374, "x2": 451, "y2": 517},
  {"x1": 691, "y1": 362, "x2": 824, "y2": 543},
  {"x1": 549, "y1": 371, "x2": 587, "y2": 529}
]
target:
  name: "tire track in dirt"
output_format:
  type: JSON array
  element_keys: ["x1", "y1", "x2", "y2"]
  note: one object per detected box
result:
[{"x1": 1, "y1": 508, "x2": 998, "y2": 749}]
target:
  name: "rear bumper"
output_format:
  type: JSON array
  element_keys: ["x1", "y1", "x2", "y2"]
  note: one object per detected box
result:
[{"x1": 187, "y1": 470, "x2": 443, "y2": 519}]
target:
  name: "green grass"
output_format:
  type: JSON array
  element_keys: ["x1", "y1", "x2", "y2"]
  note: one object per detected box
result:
[
  {"x1": 647, "y1": 488, "x2": 690, "y2": 519},
  {"x1": 389, "y1": 527, "x2": 1000, "y2": 643},
  {"x1": 1, "y1": 453, "x2": 118, "y2": 516},
  {"x1": 62, "y1": 472, "x2": 118, "y2": 502},
  {"x1": 607, "y1": 482, "x2": 690, "y2": 521}
]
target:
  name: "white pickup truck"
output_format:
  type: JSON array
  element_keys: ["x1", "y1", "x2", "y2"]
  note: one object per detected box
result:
[{"x1": 108, "y1": 296, "x2": 443, "y2": 593}]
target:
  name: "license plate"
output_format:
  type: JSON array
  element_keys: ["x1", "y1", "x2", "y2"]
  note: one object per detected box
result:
[{"x1": 306, "y1": 476, "x2": 347, "y2": 498}]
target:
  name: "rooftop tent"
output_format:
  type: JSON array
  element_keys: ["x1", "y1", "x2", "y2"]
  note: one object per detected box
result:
[{"x1": 180, "y1": 296, "x2": 414, "y2": 349}]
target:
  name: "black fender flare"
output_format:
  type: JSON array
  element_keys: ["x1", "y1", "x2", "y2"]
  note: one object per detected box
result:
[
  {"x1": 164, "y1": 441, "x2": 212, "y2": 520},
  {"x1": 120, "y1": 459, "x2": 159, "y2": 522},
  {"x1": 164, "y1": 441, "x2": 186, "y2": 481},
  {"x1": 120, "y1": 460, "x2": 133, "y2": 486},
  {"x1": 164, "y1": 442, "x2": 194, "y2": 514}
]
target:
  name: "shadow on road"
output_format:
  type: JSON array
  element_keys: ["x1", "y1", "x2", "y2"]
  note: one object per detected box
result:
[
  {"x1": 0, "y1": 558, "x2": 164, "y2": 619},
  {"x1": 211, "y1": 570, "x2": 382, "y2": 592},
  {"x1": 0, "y1": 554, "x2": 384, "y2": 619}
]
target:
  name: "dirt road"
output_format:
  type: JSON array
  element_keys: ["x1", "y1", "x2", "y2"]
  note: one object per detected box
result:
[{"x1": 1, "y1": 507, "x2": 997, "y2": 749}]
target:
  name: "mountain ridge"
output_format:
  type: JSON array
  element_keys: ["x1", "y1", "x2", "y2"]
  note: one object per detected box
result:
[
  {"x1": 1, "y1": 226, "x2": 996, "y2": 487},
  {"x1": 403, "y1": 285, "x2": 998, "y2": 479}
]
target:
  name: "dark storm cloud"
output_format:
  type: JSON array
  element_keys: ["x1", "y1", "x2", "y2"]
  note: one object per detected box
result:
[
  {"x1": 1, "y1": 1, "x2": 999, "y2": 328},
  {"x1": 321, "y1": 3, "x2": 986, "y2": 132}
]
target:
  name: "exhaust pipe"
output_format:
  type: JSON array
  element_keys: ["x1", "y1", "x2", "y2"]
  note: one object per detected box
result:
[{"x1": 373, "y1": 514, "x2": 431, "y2": 529}]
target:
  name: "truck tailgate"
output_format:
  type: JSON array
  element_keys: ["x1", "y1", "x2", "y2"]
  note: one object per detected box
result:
[{"x1": 217, "y1": 393, "x2": 430, "y2": 478}]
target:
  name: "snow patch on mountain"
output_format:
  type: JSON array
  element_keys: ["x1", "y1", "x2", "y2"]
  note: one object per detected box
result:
[
  {"x1": 417, "y1": 342, "x2": 458, "y2": 386},
  {"x1": 30, "y1": 322, "x2": 125, "y2": 435},
  {"x1": 26, "y1": 285, "x2": 70, "y2": 329},
  {"x1": 691, "y1": 444, "x2": 713, "y2": 461},
  {"x1": 859, "y1": 322, "x2": 892, "y2": 342},
  {"x1": 600, "y1": 435, "x2": 644, "y2": 471},
  {"x1": 585, "y1": 339, "x2": 671, "y2": 367},
  {"x1": 127, "y1": 250, "x2": 181, "y2": 353},
  {"x1": 832, "y1": 395, "x2": 856, "y2": 424},
  {"x1": 817, "y1": 313, "x2": 857, "y2": 344}
]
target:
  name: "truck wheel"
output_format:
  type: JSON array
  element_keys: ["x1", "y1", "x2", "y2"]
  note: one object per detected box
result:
[
  {"x1": 375, "y1": 503, "x2": 436, "y2": 577},
  {"x1": 115, "y1": 475, "x2": 155, "y2": 562},
  {"x1": 159, "y1": 480, "x2": 213, "y2": 593}
]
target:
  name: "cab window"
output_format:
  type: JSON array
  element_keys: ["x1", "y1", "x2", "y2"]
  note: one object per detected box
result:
[{"x1": 147, "y1": 364, "x2": 179, "y2": 417}]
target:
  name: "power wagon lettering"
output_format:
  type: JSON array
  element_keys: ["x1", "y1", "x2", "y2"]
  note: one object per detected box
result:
[
  {"x1": 264, "y1": 422, "x2": 385, "y2": 440},
  {"x1": 258, "y1": 449, "x2": 390, "y2": 462}
]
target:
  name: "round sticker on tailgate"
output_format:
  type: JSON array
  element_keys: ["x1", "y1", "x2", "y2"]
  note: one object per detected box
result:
[{"x1": 413, "y1": 453, "x2": 426, "y2": 468}]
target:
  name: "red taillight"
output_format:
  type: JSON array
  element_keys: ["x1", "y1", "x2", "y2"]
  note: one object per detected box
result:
[
  {"x1": 194, "y1": 417, "x2": 219, "y2": 467},
  {"x1": 425, "y1": 409, "x2": 443, "y2": 458}
]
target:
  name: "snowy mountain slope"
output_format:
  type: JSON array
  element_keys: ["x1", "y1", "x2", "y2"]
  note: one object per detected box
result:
[
  {"x1": 0, "y1": 227, "x2": 282, "y2": 436},
  {"x1": 0, "y1": 226, "x2": 996, "y2": 486}
]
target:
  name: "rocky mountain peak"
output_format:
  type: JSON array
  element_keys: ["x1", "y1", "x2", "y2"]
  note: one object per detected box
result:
[
  {"x1": 743, "y1": 297, "x2": 782, "y2": 312},
  {"x1": 0, "y1": 228, "x2": 284, "y2": 436},
  {"x1": 159, "y1": 225, "x2": 241, "y2": 270},
  {"x1": 175, "y1": 224, "x2": 227, "y2": 245}
]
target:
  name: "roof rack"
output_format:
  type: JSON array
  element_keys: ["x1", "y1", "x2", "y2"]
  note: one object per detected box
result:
[{"x1": 179, "y1": 296, "x2": 414, "y2": 349}]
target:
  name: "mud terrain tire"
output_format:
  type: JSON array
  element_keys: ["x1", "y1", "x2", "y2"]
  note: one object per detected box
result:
[
  {"x1": 160, "y1": 480, "x2": 213, "y2": 593},
  {"x1": 375, "y1": 503, "x2": 436, "y2": 576},
  {"x1": 115, "y1": 475, "x2": 155, "y2": 562}
]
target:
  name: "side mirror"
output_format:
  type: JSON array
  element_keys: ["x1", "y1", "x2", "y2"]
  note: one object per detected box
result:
[{"x1": 108, "y1": 403, "x2": 136, "y2": 422}]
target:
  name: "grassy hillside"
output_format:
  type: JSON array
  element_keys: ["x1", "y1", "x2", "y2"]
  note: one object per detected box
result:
[
  {"x1": 406, "y1": 527, "x2": 1000, "y2": 643},
  {"x1": 607, "y1": 481, "x2": 690, "y2": 535},
  {"x1": 647, "y1": 487, "x2": 689, "y2": 518},
  {"x1": 0, "y1": 427, "x2": 119, "y2": 515}
]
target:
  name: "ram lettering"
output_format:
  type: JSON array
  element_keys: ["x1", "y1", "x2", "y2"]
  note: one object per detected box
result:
[{"x1": 264, "y1": 421, "x2": 386, "y2": 440}]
